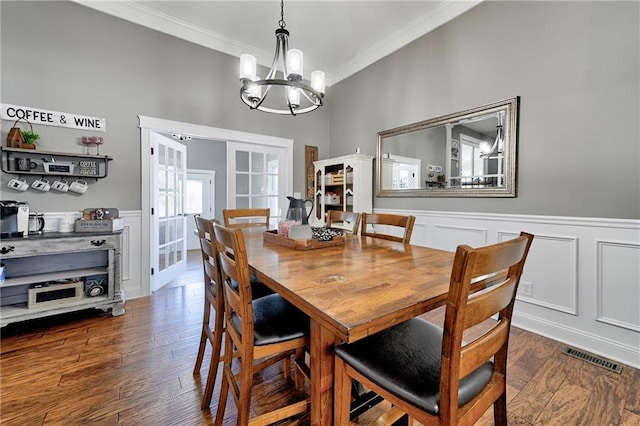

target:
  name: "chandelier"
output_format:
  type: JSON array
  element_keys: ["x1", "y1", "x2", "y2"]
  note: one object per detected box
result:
[
  {"x1": 238, "y1": 0, "x2": 325, "y2": 116},
  {"x1": 480, "y1": 111, "x2": 504, "y2": 158}
]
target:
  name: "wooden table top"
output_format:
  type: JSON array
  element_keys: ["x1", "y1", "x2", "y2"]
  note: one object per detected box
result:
[{"x1": 244, "y1": 231, "x2": 455, "y2": 344}]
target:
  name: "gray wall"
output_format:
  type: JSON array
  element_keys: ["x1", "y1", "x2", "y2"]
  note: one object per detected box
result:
[
  {"x1": 2, "y1": 1, "x2": 638, "y2": 220},
  {"x1": 329, "y1": 1, "x2": 639, "y2": 219},
  {"x1": 1, "y1": 1, "x2": 330, "y2": 213}
]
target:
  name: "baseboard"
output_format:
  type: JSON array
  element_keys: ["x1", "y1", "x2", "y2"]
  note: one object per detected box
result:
[{"x1": 513, "y1": 311, "x2": 640, "y2": 370}]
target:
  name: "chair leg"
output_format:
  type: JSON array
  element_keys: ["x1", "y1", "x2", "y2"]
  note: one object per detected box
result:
[
  {"x1": 200, "y1": 305, "x2": 225, "y2": 409},
  {"x1": 283, "y1": 355, "x2": 292, "y2": 380},
  {"x1": 494, "y1": 393, "x2": 508, "y2": 426},
  {"x1": 214, "y1": 333, "x2": 233, "y2": 424},
  {"x1": 237, "y1": 349, "x2": 255, "y2": 425},
  {"x1": 293, "y1": 348, "x2": 304, "y2": 389},
  {"x1": 334, "y1": 356, "x2": 352, "y2": 426},
  {"x1": 193, "y1": 298, "x2": 211, "y2": 374}
]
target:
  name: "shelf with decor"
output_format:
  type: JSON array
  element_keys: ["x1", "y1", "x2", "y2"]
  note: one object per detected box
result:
[
  {"x1": 314, "y1": 153, "x2": 373, "y2": 224},
  {"x1": 1, "y1": 147, "x2": 112, "y2": 179}
]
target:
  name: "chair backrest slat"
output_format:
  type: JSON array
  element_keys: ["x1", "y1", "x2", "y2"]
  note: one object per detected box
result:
[
  {"x1": 458, "y1": 320, "x2": 510, "y2": 379},
  {"x1": 464, "y1": 278, "x2": 516, "y2": 328},
  {"x1": 326, "y1": 210, "x2": 361, "y2": 234},
  {"x1": 223, "y1": 208, "x2": 270, "y2": 229},
  {"x1": 361, "y1": 213, "x2": 415, "y2": 243}
]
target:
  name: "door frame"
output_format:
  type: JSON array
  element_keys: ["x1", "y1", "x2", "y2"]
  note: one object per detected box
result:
[
  {"x1": 186, "y1": 169, "x2": 216, "y2": 250},
  {"x1": 139, "y1": 115, "x2": 293, "y2": 296}
]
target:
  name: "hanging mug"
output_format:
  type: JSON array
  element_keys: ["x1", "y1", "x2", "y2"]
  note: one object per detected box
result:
[
  {"x1": 7, "y1": 177, "x2": 29, "y2": 191},
  {"x1": 69, "y1": 179, "x2": 88, "y2": 194},
  {"x1": 52, "y1": 179, "x2": 70, "y2": 192},
  {"x1": 31, "y1": 178, "x2": 51, "y2": 192}
]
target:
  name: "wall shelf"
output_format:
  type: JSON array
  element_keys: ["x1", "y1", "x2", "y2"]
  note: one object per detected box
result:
[{"x1": 1, "y1": 147, "x2": 112, "y2": 179}]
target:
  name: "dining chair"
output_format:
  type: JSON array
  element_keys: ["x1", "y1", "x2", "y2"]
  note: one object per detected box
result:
[
  {"x1": 361, "y1": 212, "x2": 416, "y2": 243},
  {"x1": 223, "y1": 208, "x2": 270, "y2": 229},
  {"x1": 213, "y1": 223, "x2": 311, "y2": 425},
  {"x1": 193, "y1": 216, "x2": 224, "y2": 409},
  {"x1": 222, "y1": 208, "x2": 274, "y2": 298},
  {"x1": 333, "y1": 232, "x2": 534, "y2": 425},
  {"x1": 326, "y1": 210, "x2": 362, "y2": 234}
]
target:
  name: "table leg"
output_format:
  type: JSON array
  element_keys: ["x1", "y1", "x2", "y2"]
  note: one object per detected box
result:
[{"x1": 310, "y1": 320, "x2": 336, "y2": 426}]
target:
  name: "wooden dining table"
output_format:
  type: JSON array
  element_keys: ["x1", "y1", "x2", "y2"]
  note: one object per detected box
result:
[{"x1": 243, "y1": 230, "x2": 455, "y2": 425}]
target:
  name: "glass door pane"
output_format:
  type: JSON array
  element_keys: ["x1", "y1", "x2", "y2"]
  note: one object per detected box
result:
[{"x1": 228, "y1": 142, "x2": 289, "y2": 224}]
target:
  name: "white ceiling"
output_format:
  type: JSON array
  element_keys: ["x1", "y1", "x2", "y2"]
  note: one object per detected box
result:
[{"x1": 73, "y1": 0, "x2": 482, "y2": 86}]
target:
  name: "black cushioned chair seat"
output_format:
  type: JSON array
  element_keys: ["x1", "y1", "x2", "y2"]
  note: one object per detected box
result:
[
  {"x1": 229, "y1": 276, "x2": 274, "y2": 299},
  {"x1": 335, "y1": 317, "x2": 494, "y2": 414},
  {"x1": 231, "y1": 294, "x2": 310, "y2": 346}
]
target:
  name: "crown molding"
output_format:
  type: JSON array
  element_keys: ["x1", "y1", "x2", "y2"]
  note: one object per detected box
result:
[
  {"x1": 326, "y1": 0, "x2": 483, "y2": 86},
  {"x1": 71, "y1": 0, "x2": 274, "y2": 66},
  {"x1": 72, "y1": 0, "x2": 482, "y2": 87}
]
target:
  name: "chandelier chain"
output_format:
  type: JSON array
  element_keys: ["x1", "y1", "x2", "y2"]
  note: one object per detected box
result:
[{"x1": 278, "y1": 0, "x2": 286, "y2": 29}]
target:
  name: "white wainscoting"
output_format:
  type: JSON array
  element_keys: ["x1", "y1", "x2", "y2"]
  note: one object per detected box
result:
[
  {"x1": 42, "y1": 210, "x2": 143, "y2": 300},
  {"x1": 375, "y1": 208, "x2": 640, "y2": 369},
  {"x1": 42, "y1": 208, "x2": 640, "y2": 368},
  {"x1": 119, "y1": 211, "x2": 142, "y2": 299}
]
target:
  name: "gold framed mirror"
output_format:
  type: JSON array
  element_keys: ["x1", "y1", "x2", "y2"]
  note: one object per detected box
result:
[{"x1": 376, "y1": 97, "x2": 519, "y2": 198}]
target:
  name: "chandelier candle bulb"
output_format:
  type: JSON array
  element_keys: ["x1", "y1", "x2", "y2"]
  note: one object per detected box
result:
[
  {"x1": 288, "y1": 87, "x2": 300, "y2": 108},
  {"x1": 311, "y1": 70, "x2": 325, "y2": 94},
  {"x1": 239, "y1": 54, "x2": 257, "y2": 81},
  {"x1": 287, "y1": 49, "x2": 303, "y2": 80}
]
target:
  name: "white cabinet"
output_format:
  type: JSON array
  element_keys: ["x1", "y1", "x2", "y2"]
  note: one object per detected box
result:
[
  {"x1": 0, "y1": 232, "x2": 124, "y2": 327},
  {"x1": 313, "y1": 154, "x2": 373, "y2": 222}
]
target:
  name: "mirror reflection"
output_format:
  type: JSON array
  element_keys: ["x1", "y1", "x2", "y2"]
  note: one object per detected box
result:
[{"x1": 377, "y1": 97, "x2": 519, "y2": 197}]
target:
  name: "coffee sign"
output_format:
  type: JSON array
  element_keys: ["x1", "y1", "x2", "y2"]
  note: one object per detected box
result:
[
  {"x1": 1, "y1": 103, "x2": 106, "y2": 132},
  {"x1": 78, "y1": 160, "x2": 98, "y2": 176}
]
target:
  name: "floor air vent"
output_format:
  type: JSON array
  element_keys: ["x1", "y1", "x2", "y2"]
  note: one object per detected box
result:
[{"x1": 562, "y1": 347, "x2": 622, "y2": 374}]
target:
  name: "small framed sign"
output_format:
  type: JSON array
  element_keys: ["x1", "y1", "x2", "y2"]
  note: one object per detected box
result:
[
  {"x1": 78, "y1": 160, "x2": 98, "y2": 176},
  {"x1": 451, "y1": 140, "x2": 459, "y2": 161}
]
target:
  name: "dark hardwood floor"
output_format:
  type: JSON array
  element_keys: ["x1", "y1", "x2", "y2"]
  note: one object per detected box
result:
[{"x1": 1, "y1": 250, "x2": 639, "y2": 425}]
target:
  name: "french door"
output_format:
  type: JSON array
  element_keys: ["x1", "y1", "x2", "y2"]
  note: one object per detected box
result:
[
  {"x1": 227, "y1": 142, "x2": 292, "y2": 224},
  {"x1": 151, "y1": 133, "x2": 187, "y2": 291},
  {"x1": 139, "y1": 115, "x2": 293, "y2": 297}
]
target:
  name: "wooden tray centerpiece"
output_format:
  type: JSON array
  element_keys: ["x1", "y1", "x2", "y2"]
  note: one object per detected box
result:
[{"x1": 263, "y1": 228, "x2": 345, "y2": 250}]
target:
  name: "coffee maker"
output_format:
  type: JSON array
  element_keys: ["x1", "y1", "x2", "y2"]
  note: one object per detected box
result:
[{"x1": 0, "y1": 200, "x2": 29, "y2": 238}]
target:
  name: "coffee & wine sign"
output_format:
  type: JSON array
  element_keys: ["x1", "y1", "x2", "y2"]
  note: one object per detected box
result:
[{"x1": 1, "y1": 103, "x2": 106, "y2": 132}]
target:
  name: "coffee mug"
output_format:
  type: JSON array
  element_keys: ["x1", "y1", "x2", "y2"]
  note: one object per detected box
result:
[
  {"x1": 69, "y1": 179, "x2": 88, "y2": 194},
  {"x1": 51, "y1": 179, "x2": 70, "y2": 192},
  {"x1": 58, "y1": 217, "x2": 75, "y2": 233},
  {"x1": 7, "y1": 177, "x2": 29, "y2": 191},
  {"x1": 15, "y1": 157, "x2": 37, "y2": 171},
  {"x1": 31, "y1": 178, "x2": 51, "y2": 192}
]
